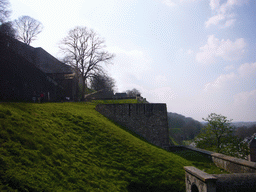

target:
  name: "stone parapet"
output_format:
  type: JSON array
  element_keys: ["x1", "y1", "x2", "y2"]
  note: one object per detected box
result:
[
  {"x1": 184, "y1": 166, "x2": 256, "y2": 192},
  {"x1": 184, "y1": 166, "x2": 217, "y2": 192},
  {"x1": 184, "y1": 146, "x2": 256, "y2": 173},
  {"x1": 213, "y1": 173, "x2": 256, "y2": 192}
]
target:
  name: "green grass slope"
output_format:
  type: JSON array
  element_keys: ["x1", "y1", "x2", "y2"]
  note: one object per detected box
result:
[{"x1": 0, "y1": 101, "x2": 223, "y2": 192}]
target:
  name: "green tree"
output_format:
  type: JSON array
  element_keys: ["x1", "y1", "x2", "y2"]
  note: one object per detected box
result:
[{"x1": 195, "y1": 113, "x2": 249, "y2": 159}]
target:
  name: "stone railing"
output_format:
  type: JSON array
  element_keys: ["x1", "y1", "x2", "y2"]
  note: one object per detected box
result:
[
  {"x1": 184, "y1": 146, "x2": 256, "y2": 173},
  {"x1": 184, "y1": 166, "x2": 256, "y2": 192},
  {"x1": 177, "y1": 146, "x2": 256, "y2": 191},
  {"x1": 184, "y1": 166, "x2": 217, "y2": 192}
]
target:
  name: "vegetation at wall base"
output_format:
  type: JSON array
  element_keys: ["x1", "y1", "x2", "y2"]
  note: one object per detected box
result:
[
  {"x1": 173, "y1": 150, "x2": 228, "y2": 174},
  {"x1": 0, "y1": 101, "x2": 225, "y2": 191}
]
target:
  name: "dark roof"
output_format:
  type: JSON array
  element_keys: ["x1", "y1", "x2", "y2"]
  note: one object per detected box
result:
[
  {"x1": 0, "y1": 38, "x2": 63, "y2": 101},
  {"x1": 34, "y1": 48, "x2": 73, "y2": 74},
  {"x1": 115, "y1": 92, "x2": 127, "y2": 97},
  {"x1": 5, "y1": 36, "x2": 73, "y2": 74}
]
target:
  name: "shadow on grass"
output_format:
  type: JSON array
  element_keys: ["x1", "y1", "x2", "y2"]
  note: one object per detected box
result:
[
  {"x1": 127, "y1": 182, "x2": 183, "y2": 192},
  {"x1": 173, "y1": 150, "x2": 228, "y2": 174}
]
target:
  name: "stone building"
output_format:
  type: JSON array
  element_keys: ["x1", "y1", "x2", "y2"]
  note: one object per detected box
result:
[
  {"x1": 243, "y1": 133, "x2": 256, "y2": 162},
  {"x1": 0, "y1": 33, "x2": 77, "y2": 101}
]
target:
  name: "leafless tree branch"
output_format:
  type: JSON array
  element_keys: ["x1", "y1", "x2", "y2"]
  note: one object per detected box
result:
[
  {"x1": 14, "y1": 15, "x2": 43, "y2": 45},
  {"x1": 59, "y1": 26, "x2": 115, "y2": 100},
  {"x1": 0, "y1": 0, "x2": 11, "y2": 24}
]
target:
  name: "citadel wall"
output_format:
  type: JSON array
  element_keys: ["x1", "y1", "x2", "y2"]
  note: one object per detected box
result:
[{"x1": 95, "y1": 103, "x2": 170, "y2": 149}]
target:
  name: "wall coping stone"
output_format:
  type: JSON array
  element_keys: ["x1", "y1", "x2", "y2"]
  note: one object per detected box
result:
[
  {"x1": 184, "y1": 166, "x2": 217, "y2": 182},
  {"x1": 211, "y1": 153, "x2": 256, "y2": 169},
  {"x1": 184, "y1": 166, "x2": 256, "y2": 192},
  {"x1": 184, "y1": 146, "x2": 256, "y2": 170},
  {"x1": 185, "y1": 146, "x2": 215, "y2": 155}
]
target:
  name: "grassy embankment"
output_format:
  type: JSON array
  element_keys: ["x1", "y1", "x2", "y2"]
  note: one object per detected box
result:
[{"x1": 0, "y1": 100, "x2": 226, "y2": 192}]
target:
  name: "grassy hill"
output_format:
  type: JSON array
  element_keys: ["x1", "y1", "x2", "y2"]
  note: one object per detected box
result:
[{"x1": 0, "y1": 100, "x2": 225, "y2": 191}]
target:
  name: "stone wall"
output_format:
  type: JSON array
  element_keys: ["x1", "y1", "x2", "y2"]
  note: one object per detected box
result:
[
  {"x1": 184, "y1": 166, "x2": 217, "y2": 192},
  {"x1": 180, "y1": 146, "x2": 256, "y2": 191},
  {"x1": 213, "y1": 173, "x2": 256, "y2": 192},
  {"x1": 95, "y1": 103, "x2": 169, "y2": 149},
  {"x1": 184, "y1": 146, "x2": 256, "y2": 173},
  {"x1": 249, "y1": 138, "x2": 256, "y2": 162},
  {"x1": 184, "y1": 166, "x2": 256, "y2": 192}
]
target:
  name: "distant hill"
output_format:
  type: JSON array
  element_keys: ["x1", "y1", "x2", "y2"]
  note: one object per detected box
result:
[
  {"x1": 200, "y1": 121, "x2": 256, "y2": 128},
  {"x1": 231, "y1": 122, "x2": 256, "y2": 128},
  {"x1": 167, "y1": 112, "x2": 203, "y2": 144},
  {"x1": 168, "y1": 112, "x2": 201, "y2": 129}
]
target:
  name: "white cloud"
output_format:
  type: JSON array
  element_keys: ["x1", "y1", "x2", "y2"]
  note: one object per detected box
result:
[
  {"x1": 206, "y1": 0, "x2": 248, "y2": 28},
  {"x1": 162, "y1": 0, "x2": 176, "y2": 7},
  {"x1": 154, "y1": 75, "x2": 168, "y2": 86},
  {"x1": 107, "y1": 46, "x2": 152, "y2": 91},
  {"x1": 204, "y1": 72, "x2": 236, "y2": 91},
  {"x1": 161, "y1": 0, "x2": 198, "y2": 7},
  {"x1": 205, "y1": 13, "x2": 236, "y2": 28},
  {"x1": 196, "y1": 35, "x2": 246, "y2": 64},
  {"x1": 180, "y1": 0, "x2": 198, "y2": 2},
  {"x1": 210, "y1": 0, "x2": 220, "y2": 10},
  {"x1": 205, "y1": 14, "x2": 225, "y2": 27},
  {"x1": 203, "y1": 61, "x2": 256, "y2": 93},
  {"x1": 148, "y1": 87, "x2": 178, "y2": 103},
  {"x1": 220, "y1": 0, "x2": 248, "y2": 13},
  {"x1": 229, "y1": 89, "x2": 256, "y2": 121},
  {"x1": 238, "y1": 62, "x2": 256, "y2": 77},
  {"x1": 234, "y1": 90, "x2": 256, "y2": 106},
  {"x1": 223, "y1": 18, "x2": 236, "y2": 28},
  {"x1": 217, "y1": 38, "x2": 246, "y2": 60},
  {"x1": 224, "y1": 64, "x2": 235, "y2": 71},
  {"x1": 196, "y1": 35, "x2": 219, "y2": 64},
  {"x1": 187, "y1": 49, "x2": 193, "y2": 55}
]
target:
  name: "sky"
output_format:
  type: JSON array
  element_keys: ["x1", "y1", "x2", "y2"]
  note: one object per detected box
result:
[{"x1": 8, "y1": 0, "x2": 256, "y2": 122}]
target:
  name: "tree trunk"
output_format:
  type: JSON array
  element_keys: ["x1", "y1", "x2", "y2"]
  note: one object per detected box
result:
[{"x1": 81, "y1": 76, "x2": 86, "y2": 101}]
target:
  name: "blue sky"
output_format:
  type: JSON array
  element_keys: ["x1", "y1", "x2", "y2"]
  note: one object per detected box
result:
[{"x1": 9, "y1": 0, "x2": 256, "y2": 121}]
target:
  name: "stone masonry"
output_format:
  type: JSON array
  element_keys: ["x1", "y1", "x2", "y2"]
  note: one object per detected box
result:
[
  {"x1": 95, "y1": 103, "x2": 170, "y2": 149},
  {"x1": 184, "y1": 166, "x2": 256, "y2": 192}
]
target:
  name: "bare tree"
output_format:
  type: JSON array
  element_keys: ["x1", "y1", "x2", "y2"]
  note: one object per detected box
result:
[
  {"x1": 59, "y1": 26, "x2": 114, "y2": 100},
  {"x1": 0, "y1": 0, "x2": 11, "y2": 24},
  {"x1": 14, "y1": 15, "x2": 43, "y2": 45}
]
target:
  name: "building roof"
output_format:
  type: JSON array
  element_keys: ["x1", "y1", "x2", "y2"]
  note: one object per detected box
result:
[
  {"x1": 115, "y1": 92, "x2": 127, "y2": 97},
  {"x1": 34, "y1": 47, "x2": 73, "y2": 74},
  {"x1": 5, "y1": 35, "x2": 73, "y2": 74}
]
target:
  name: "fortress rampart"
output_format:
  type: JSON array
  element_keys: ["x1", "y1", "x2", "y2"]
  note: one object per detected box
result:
[{"x1": 95, "y1": 103, "x2": 170, "y2": 149}]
